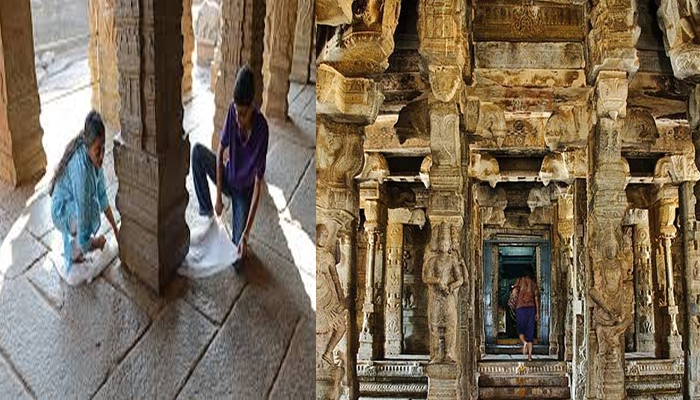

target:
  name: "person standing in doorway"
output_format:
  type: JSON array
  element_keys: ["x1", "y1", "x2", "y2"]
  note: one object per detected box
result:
[
  {"x1": 513, "y1": 267, "x2": 540, "y2": 361},
  {"x1": 191, "y1": 64, "x2": 269, "y2": 270}
]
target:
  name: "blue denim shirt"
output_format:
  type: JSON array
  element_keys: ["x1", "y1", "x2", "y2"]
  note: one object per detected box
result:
[{"x1": 50, "y1": 143, "x2": 109, "y2": 266}]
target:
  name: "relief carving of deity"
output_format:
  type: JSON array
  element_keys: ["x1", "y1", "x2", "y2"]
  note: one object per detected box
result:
[
  {"x1": 316, "y1": 224, "x2": 347, "y2": 367},
  {"x1": 422, "y1": 222, "x2": 465, "y2": 363}
]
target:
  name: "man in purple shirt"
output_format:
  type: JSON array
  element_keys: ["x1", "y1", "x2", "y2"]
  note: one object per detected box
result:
[{"x1": 191, "y1": 65, "x2": 269, "y2": 268}]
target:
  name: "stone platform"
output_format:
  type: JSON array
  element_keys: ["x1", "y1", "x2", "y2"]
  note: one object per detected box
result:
[{"x1": 0, "y1": 50, "x2": 316, "y2": 398}]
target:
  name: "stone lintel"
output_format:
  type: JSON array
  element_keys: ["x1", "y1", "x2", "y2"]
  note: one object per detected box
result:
[{"x1": 474, "y1": 42, "x2": 585, "y2": 70}]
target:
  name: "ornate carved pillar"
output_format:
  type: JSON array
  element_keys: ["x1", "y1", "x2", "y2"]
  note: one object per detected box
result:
[
  {"x1": 88, "y1": 0, "x2": 121, "y2": 131},
  {"x1": 571, "y1": 178, "x2": 589, "y2": 400},
  {"x1": 114, "y1": 0, "x2": 190, "y2": 293},
  {"x1": 623, "y1": 209, "x2": 656, "y2": 354},
  {"x1": 557, "y1": 186, "x2": 575, "y2": 361},
  {"x1": 652, "y1": 187, "x2": 684, "y2": 359},
  {"x1": 290, "y1": 0, "x2": 313, "y2": 83},
  {"x1": 384, "y1": 218, "x2": 404, "y2": 356},
  {"x1": 0, "y1": 0, "x2": 47, "y2": 187},
  {"x1": 316, "y1": 62, "x2": 383, "y2": 400},
  {"x1": 687, "y1": 84, "x2": 700, "y2": 399},
  {"x1": 261, "y1": 0, "x2": 298, "y2": 120},
  {"x1": 212, "y1": 0, "x2": 265, "y2": 150},
  {"x1": 588, "y1": 71, "x2": 635, "y2": 400},
  {"x1": 358, "y1": 195, "x2": 386, "y2": 361},
  {"x1": 182, "y1": 0, "x2": 194, "y2": 95}
]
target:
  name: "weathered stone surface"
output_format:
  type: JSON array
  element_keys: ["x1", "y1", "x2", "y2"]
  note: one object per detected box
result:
[
  {"x1": 182, "y1": 0, "x2": 195, "y2": 94},
  {"x1": 0, "y1": 276, "x2": 148, "y2": 398},
  {"x1": 262, "y1": 0, "x2": 299, "y2": 119},
  {"x1": 0, "y1": 354, "x2": 31, "y2": 400},
  {"x1": 475, "y1": 42, "x2": 585, "y2": 70},
  {"x1": 265, "y1": 138, "x2": 314, "y2": 202},
  {"x1": 101, "y1": 259, "x2": 167, "y2": 320},
  {"x1": 181, "y1": 265, "x2": 246, "y2": 324},
  {"x1": 0, "y1": 0, "x2": 47, "y2": 187},
  {"x1": 176, "y1": 285, "x2": 299, "y2": 398},
  {"x1": 93, "y1": 300, "x2": 216, "y2": 400},
  {"x1": 316, "y1": 0, "x2": 352, "y2": 26},
  {"x1": 268, "y1": 316, "x2": 315, "y2": 400},
  {"x1": 21, "y1": 192, "x2": 53, "y2": 239},
  {"x1": 288, "y1": 157, "x2": 315, "y2": 238}
]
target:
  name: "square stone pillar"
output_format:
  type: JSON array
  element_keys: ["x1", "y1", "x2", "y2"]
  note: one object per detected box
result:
[
  {"x1": 114, "y1": 0, "x2": 191, "y2": 294},
  {"x1": 211, "y1": 0, "x2": 266, "y2": 150},
  {"x1": 182, "y1": 0, "x2": 194, "y2": 95},
  {"x1": 261, "y1": 0, "x2": 298, "y2": 120},
  {"x1": 88, "y1": 0, "x2": 121, "y2": 131},
  {"x1": 0, "y1": 0, "x2": 46, "y2": 187},
  {"x1": 289, "y1": 0, "x2": 313, "y2": 83}
]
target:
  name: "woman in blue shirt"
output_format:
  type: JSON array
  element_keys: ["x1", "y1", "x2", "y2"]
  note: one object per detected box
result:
[{"x1": 49, "y1": 111, "x2": 119, "y2": 270}]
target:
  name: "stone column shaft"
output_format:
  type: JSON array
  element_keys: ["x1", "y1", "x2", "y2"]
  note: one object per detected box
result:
[
  {"x1": 212, "y1": 0, "x2": 266, "y2": 150},
  {"x1": 262, "y1": 0, "x2": 298, "y2": 120},
  {"x1": 0, "y1": 0, "x2": 46, "y2": 187},
  {"x1": 290, "y1": 0, "x2": 313, "y2": 83},
  {"x1": 385, "y1": 222, "x2": 404, "y2": 355},
  {"x1": 88, "y1": 0, "x2": 121, "y2": 131},
  {"x1": 114, "y1": 0, "x2": 190, "y2": 293},
  {"x1": 182, "y1": 0, "x2": 194, "y2": 95}
]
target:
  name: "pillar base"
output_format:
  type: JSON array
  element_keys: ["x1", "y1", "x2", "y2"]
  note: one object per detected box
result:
[
  {"x1": 358, "y1": 331, "x2": 379, "y2": 361},
  {"x1": 666, "y1": 334, "x2": 684, "y2": 359},
  {"x1": 114, "y1": 139, "x2": 190, "y2": 294},
  {"x1": 316, "y1": 364, "x2": 343, "y2": 400},
  {"x1": 426, "y1": 362, "x2": 460, "y2": 400}
]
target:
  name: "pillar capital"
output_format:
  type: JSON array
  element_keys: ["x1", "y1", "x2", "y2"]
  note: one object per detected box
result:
[{"x1": 316, "y1": 64, "x2": 384, "y2": 125}]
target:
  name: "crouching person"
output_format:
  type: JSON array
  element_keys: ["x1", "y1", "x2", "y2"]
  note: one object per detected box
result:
[
  {"x1": 191, "y1": 65, "x2": 268, "y2": 270},
  {"x1": 50, "y1": 111, "x2": 119, "y2": 270}
]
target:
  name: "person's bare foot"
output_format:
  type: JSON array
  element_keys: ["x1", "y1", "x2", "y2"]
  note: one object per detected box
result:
[{"x1": 522, "y1": 343, "x2": 527, "y2": 356}]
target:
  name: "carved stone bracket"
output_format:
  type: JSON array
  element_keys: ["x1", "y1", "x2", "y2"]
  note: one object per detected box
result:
[
  {"x1": 657, "y1": 0, "x2": 700, "y2": 80},
  {"x1": 469, "y1": 153, "x2": 501, "y2": 188},
  {"x1": 528, "y1": 186, "x2": 553, "y2": 226},
  {"x1": 317, "y1": 64, "x2": 384, "y2": 125},
  {"x1": 317, "y1": 0, "x2": 353, "y2": 26},
  {"x1": 595, "y1": 71, "x2": 630, "y2": 120},
  {"x1": 654, "y1": 154, "x2": 700, "y2": 185},
  {"x1": 388, "y1": 208, "x2": 427, "y2": 229},
  {"x1": 357, "y1": 153, "x2": 390, "y2": 184},
  {"x1": 475, "y1": 185, "x2": 507, "y2": 227},
  {"x1": 540, "y1": 153, "x2": 571, "y2": 186}
]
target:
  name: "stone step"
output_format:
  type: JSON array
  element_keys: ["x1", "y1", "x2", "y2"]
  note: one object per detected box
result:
[
  {"x1": 479, "y1": 386, "x2": 571, "y2": 399},
  {"x1": 480, "y1": 375, "x2": 569, "y2": 387}
]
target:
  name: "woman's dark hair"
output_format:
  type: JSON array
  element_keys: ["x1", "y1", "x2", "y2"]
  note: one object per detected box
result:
[
  {"x1": 49, "y1": 110, "x2": 105, "y2": 196},
  {"x1": 233, "y1": 65, "x2": 254, "y2": 106},
  {"x1": 524, "y1": 266, "x2": 536, "y2": 279}
]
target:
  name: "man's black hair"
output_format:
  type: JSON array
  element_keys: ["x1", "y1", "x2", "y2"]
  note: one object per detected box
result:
[{"x1": 234, "y1": 65, "x2": 255, "y2": 106}]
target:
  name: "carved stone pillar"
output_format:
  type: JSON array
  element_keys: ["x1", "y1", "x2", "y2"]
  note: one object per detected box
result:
[
  {"x1": 588, "y1": 71, "x2": 634, "y2": 400},
  {"x1": 0, "y1": 0, "x2": 47, "y2": 187},
  {"x1": 182, "y1": 0, "x2": 194, "y2": 95},
  {"x1": 623, "y1": 209, "x2": 656, "y2": 354},
  {"x1": 261, "y1": 0, "x2": 298, "y2": 120},
  {"x1": 653, "y1": 188, "x2": 684, "y2": 359},
  {"x1": 114, "y1": 0, "x2": 191, "y2": 293},
  {"x1": 358, "y1": 196, "x2": 385, "y2": 361},
  {"x1": 572, "y1": 178, "x2": 589, "y2": 400},
  {"x1": 88, "y1": 0, "x2": 121, "y2": 131},
  {"x1": 211, "y1": 0, "x2": 265, "y2": 150},
  {"x1": 557, "y1": 187, "x2": 575, "y2": 360},
  {"x1": 687, "y1": 84, "x2": 700, "y2": 400},
  {"x1": 384, "y1": 220, "x2": 404, "y2": 356},
  {"x1": 316, "y1": 62, "x2": 382, "y2": 400},
  {"x1": 679, "y1": 180, "x2": 700, "y2": 400},
  {"x1": 290, "y1": 0, "x2": 313, "y2": 83}
]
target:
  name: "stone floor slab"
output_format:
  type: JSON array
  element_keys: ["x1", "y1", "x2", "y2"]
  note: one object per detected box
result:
[
  {"x1": 0, "y1": 228, "x2": 47, "y2": 279},
  {"x1": 102, "y1": 259, "x2": 167, "y2": 320},
  {"x1": 0, "y1": 353, "x2": 31, "y2": 400},
  {"x1": 176, "y1": 284, "x2": 300, "y2": 399},
  {"x1": 288, "y1": 158, "x2": 315, "y2": 240},
  {"x1": 93, "y1": 300, "x2": 216, "y2": 400},
  {"x1": 265, "y1": 137, "x2": 313, "y2": 203},
  {"x1": 268, "y1": 316, "x2": 315, "y2": 400},
  {"x1": 180, "y1": 266, "x2": 247, "y2": 325},
  {"x1": 0, "y1": 276, "x2": 149, "y2": 398},
  {"x1": 22, "y1": 192, "x2": 54, "y2": 239}
]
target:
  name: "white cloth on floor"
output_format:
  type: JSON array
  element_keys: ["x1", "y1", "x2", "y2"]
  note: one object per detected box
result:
[
  {"x1": 178, "y1": 215, "x2": 239, "y2": 278},
  {"x1": 51, "y1": 235, "x2": 119, "y2": 286}
]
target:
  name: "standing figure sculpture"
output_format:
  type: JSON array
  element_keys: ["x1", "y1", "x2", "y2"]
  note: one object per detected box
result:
[
  {"x1": 422, "y1": 222, "x2": 465, "y2": 363},
  {"x1": 316, "y1": 223, "x2": 347, "y2": 366}
]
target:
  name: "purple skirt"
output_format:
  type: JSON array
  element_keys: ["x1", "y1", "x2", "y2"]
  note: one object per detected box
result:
[{"x1": 516, "y1": 306, "x2": 536, "y2": 342}]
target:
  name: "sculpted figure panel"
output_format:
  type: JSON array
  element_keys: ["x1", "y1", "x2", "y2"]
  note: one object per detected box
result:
[{"x1": 422, "y1": 222, "x2": 465, "y2": 363}]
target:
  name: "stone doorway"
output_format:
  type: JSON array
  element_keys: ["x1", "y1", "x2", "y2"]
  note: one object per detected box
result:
[{"x1": 483, "y1": 238, "x2": 551, "y2": 355}]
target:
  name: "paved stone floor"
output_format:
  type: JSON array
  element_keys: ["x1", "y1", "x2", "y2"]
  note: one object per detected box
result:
[{"x1": 0, "y1": 49, "x2": 316, "y2": 399}]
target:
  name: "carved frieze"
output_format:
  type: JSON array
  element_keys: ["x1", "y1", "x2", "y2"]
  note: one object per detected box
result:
[
  {"x1": 476, "y1": 103, "x2": 507, "y2": 146},
  {"x1": 473, "y1": 1, "x2": 586, "y2": 42}
]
